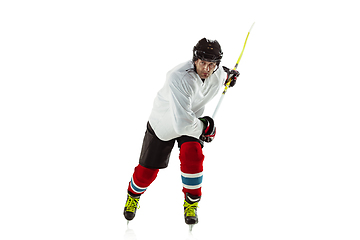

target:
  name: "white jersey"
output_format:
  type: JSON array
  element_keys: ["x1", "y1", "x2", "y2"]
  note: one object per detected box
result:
[{"x1": 148, "y1": 60, "x2": 227, "y2": 141}]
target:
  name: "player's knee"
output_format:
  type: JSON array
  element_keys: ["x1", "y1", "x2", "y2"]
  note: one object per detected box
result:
[
  {"x1": 180, "y1": 142, "x2": 204, "y2": 163},
  {"x1": 135, "y1": 164, "x2": 159, "y2": 182}
]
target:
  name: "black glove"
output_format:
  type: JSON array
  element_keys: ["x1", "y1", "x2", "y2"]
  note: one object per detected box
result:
[
  {"x1": 223, "y1": 66, "x2": 240, "y2": 87},
  {"x1": 199, "y1": 116, "x2": 216, "y2": 143}
]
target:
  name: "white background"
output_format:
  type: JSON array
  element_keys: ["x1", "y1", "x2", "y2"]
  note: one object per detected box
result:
[{"x1": 1, "y1": 0, "x2": 359, "y2": 239}]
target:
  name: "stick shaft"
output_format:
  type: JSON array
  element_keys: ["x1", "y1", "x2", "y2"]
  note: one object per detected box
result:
[{"x1": 212, "y1": 94, "x2": 225, "y2": 119}]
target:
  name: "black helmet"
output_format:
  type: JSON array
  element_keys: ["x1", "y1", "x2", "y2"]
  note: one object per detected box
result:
[{"x1": 193, "y1": 38, "x2": 223, "y2": 64}]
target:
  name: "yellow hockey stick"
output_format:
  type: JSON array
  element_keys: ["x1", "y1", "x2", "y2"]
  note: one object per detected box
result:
[{"x1": 212, "y1": 22, "x2": 255, "y2": 119}]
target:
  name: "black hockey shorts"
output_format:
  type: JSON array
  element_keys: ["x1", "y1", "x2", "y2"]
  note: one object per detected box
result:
[{"x1": 138, "y1": 122, "x2": 204, "y2": 169}]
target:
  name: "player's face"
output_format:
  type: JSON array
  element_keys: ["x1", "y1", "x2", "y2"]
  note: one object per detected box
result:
[{"x1": 194, "y1": 59, "x2": 217, "y2": 79}]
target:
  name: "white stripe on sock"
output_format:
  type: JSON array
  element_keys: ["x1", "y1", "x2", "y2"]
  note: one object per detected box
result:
[
  {"x1": 183, "y1": 183, "x2": 202, "y2": 190},
  {"x1": 181, "y1": 171, "x2": 203, "y2": 178}
]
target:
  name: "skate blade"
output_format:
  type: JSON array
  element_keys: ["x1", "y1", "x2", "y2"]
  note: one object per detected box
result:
[{"x1": 189, "y1": 224, "x2": 194, "y2": 232}]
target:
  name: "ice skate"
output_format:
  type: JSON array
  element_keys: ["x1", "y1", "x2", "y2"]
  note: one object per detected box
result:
[
  {"x1": 183, "y1": 193, "x2": 200, "y2": 230},
  {"x1": 123, "y1": 193, "x2": 140, "y2": 222}
]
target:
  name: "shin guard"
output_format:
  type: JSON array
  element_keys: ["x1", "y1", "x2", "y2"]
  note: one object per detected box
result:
[{"x1": 179, "y1": 142, "x2": 204, "y2": 197}]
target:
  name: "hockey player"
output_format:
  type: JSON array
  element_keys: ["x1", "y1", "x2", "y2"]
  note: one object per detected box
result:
[{"x1": 123, "y1": 38, "x2": 239, "y2": 226}]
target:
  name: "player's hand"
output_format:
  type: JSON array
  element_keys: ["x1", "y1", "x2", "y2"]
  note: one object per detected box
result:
[
  {"x1": 199, "y1": 116, "x2": 216, "y2": 143},
  {"x1": 223, "y1": 66, "x2": 240, "y2": 87}
]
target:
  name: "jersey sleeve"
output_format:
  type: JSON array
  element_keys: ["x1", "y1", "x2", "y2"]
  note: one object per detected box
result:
[
  {"x1": 194, "y1": 106, "x2": 205, "y2": 118},
  {"x1": 168, "y1": 74, "x2": 204, "y2": 139}
]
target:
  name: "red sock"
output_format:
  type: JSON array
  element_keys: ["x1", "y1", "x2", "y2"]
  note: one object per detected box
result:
[
  {"x1": 128, "y1": 164, "x2": 159, "y2": 196},
  {"x1": 179, "y1": 142, "x2": 204, "y2": 197}
]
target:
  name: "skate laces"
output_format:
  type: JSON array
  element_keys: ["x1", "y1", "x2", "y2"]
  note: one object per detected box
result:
[
  {"x1": 125, "y1": 194, "x2": 140, "y2": 213},
  {"x1": 184, "y1": 201, "x2": 198, "y2": 217}
]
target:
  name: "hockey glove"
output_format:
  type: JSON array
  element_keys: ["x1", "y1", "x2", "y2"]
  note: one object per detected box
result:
[
  {"x1": 199, "y1": 116, "x2": 216, "y2": 143},
  {"x1": 223, "y1": 66, "x2": 240, "y2": 87}
]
